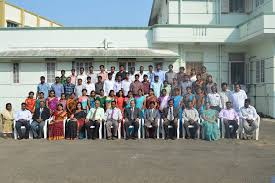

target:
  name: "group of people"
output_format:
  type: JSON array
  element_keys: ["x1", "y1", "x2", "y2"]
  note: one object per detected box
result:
[{"x1": 0, "y1": 64, "x2": 259, "y2": 141}]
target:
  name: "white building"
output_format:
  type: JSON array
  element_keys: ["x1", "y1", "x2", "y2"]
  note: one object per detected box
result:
[{"x1": 0, "y1": 0, "x2": 275, "y2": 118}]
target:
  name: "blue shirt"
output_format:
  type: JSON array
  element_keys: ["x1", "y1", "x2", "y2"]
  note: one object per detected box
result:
[
  {"x1": 150, "y1": 81, "x2": 163, "y2": 98},
  {"x1": 51, "y1": 83, "x2": 64, "y2": 98},
  {"x1": 37, "y1": 83, "x2": 50, "y2": 98},
  {"x1": 64, "y1": 83, "x2": 75, "y2": 96},
  {"x1": 146, "y1": 71, "x2": 155, "y2": 83},
  {"x1": 154, "y1": 70, "x2": 166, "y2": 83}
]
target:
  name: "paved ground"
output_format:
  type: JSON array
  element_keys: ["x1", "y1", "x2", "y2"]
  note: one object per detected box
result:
[{"x1": 0, "y1": 119, "x2": 275, "y2": 183}]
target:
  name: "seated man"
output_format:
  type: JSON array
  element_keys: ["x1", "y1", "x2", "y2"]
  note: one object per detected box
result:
[
  {"x1": 104, "y1": 101, "x2": 122, "y2": 140},
  {"x1": 124, "y1": 100, "x2": 141, "y2": 140},
  {"x1": 183, "y1": 101, "x2": 200, "y2": 139},
  {"x1": 31, "y1": 101, "x2": 51, "y2": 139},
  {"x1": 15, "y1": 103, "x2": 32, "y2": 140},
  {"x1": 162, "y1": 99, "x2": 179, "y2": 140},
  {"x1": 85, "y1": 100, "x2": 105, "y2": 140},
  {"x1": 239, "y1": 99, "x2": 258, "y2": 139},
  {"x1": 144, "y1": 101, "x2": 160, "y2": 139},
  {"x1": 219, "y1": 101, "x2": 239, "y2": 139}
]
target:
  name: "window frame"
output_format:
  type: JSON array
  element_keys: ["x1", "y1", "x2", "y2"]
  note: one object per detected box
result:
[
  {"x1": 12, "y1": 62, "x2": 20, "y2": 84},
  {"x1": 229, "y1": 0, "x2": 245, "y2": 13},
  {"x1": 72, "y1": 59, "x2": 94, "y2": 75},
  {"x1": 6, "y1": 21, "x2": 19, "y2": 28},
  {"x1": 118, "y1": 58, "x2": 136, "y2": 72},
  {"x1": 46, "y1": 61, "x2": 56, "y2": 84}
]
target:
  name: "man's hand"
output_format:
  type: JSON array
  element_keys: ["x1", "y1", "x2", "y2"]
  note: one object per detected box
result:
[
  {"x1": 85, "y1": 119, "x2": 89, "y2": 123},
  {"x1": 189, "y1": 119, "x2": 194, "y2": 124},
  {"x1": 136, "y1": 118, "x2": 140, "y2": 123}
]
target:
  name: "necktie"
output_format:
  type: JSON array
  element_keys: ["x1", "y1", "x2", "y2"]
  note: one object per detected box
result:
[
  {"x1": 39, "y1": 108, "x2": 43, "y2": 119},
  {"x1": 169, "y1": 107, "x2": 173, "y2": 121},
  {"x1": 150, "y1": 109, "x2": 154, "y2": 121},
  {"x1": 92, "y1": 108, "x2": 97, "y2": 121},
  {"x1": 111, "y1": 109, "x2": 114, "y2": 120},
  {"x1": 131, "y1": 108, "x2": 134, "y2": 120}
]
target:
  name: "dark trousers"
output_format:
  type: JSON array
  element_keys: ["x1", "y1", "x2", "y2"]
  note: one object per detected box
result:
[
  {"x1": 124, "y1": 119, "x2": 139, "y2": 138},
  {"x1": 65, "y1": 120, "x2": 77, "y2": 139},
  {"x1": 224, "y1": 120, "x2": 239, "y2": 138},
  {"x1": 184, "y1": 120, "x2": 199, "y2": 139},
  {"x1": 15, "y1": 120, "x2": 30, "y2": 139},
  {"x1": 85, "y1": 120, "x2": 100, "y2": 139},
  {"x1": 163, "y1": 119, "x2": 178, "y2": 138}
]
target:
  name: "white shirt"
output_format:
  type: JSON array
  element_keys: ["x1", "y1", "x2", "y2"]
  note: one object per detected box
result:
[
  {"x1": 138, "y1": 72, "x2": 145, "y2": 82},
  {"x1": 75, "y1": 85, "x2": 86, "y2": 98},
  {"x1": 114, "y1": 81, "x2": 123, "y2": 94},
  {"x1": 231, "y1": 90, "x2": 247, "y2": 112},
  {"x1": 190, "y1": 75, "x2": 197, "y2": 83},
  {"x1": 111, "y1": 72, "x2": 117, "y2": 82},
  {"x1": 207, "y1": 92, "x2": 222, "y2": 108},
  {"x1": 15, "y1": 109, "x2": 32, "y2": 121},
  {"x1": 167, "y1": 107, "x2": 174, "y2": 120},
  {"x1": 129, "y1": 74, "x2": 135, "y2": 82},
  {"x1": 219, "y1": 90, "x2": 232, "y2": 109},
  {"x1": 122, "y1": 79, "x2": 132, "y2": 96},
  {"x1": 86, "y1": 107, "x2": 105, "y2": 121},
  {"x1": 104, "y1": 108, "x2": 122, "y2": 121},
  {"x1": 77, "y1": 74, "x2": 87, "y2": 84},
  {"x1": 103, "y1": 79, "x2": 115, "y2": 96},
  {"x1": 240, "y1": 105, "x2": 257, "y2": 121},
  {"x1": 85, "y1": 83, "x2": 96, "y2": 95}
]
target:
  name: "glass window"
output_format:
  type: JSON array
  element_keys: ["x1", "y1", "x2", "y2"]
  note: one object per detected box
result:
[
  {"x1": 231, "y1": 62, "x2": 245, "y2": 84},
  {"x1": 260, "y1": 60, "x2": 265, "y2": 83},
  {"x1": 118, "y1": 58, "x2": 136, "y2": 72},
  {"x1": 230, "y1": 0, "x2": 245, "y2": 13},
  {"x1": 46, "y1": 62, "x2": 56, "y2": 83},
  {"x1": 72, "y1": 60, "x2": 93, "y2": 74},
  {"x1": 7, "y1": 21, "x2": 19, "y2": 28},
  {"x1": 256, "y1": 61, "x2": 260, "y2": 83},
  {"x1": 256, "y1": 0, "x2": 264, "y2": 7},
  {"x1": 13, "y1": 63, "x2": 19, "y2": 83}
]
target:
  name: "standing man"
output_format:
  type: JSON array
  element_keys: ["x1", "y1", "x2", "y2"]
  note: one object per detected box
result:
[
  {"x1": 204, "y1": 75, "x2": 215, "y2": 95},
  {"x1": 114, "y1": 74, "x2": 123, "y2": 94},
  {"x1": 95, "y1": 76, "x2": 104, "y2": 95},
  {"x1": 87, "y1": 66, "x2": 97, "y2": 84},
  {"x1": 116, "y1": 65, "x2": 127, "y2": 80},
  {"x1": 110, "y1": 66, "x2": 117, "y2": 82},
  {"x1": 161, "y1": 80, "x2": 171, "y2": 96},
  {"x1": 239, "y1": 99, "x2": 258, "y2": 139},
  {"x1": 121, "y1": 73, "x2": 132, "y2": 96},
  {"x1": 37, "y1": 76, "x2": 50, "y2": 99},
  {"x1": 231, "y1": 83, "x2": 247, "y2": 113},
  {"x1": 142, "y1": 75, "x2": 150, "y2": 95},
  {"x1": 77, "y1": 67, "x2": 87, "y2": 84},
  {"x1": 104, "y1": 101, "x2": 122, "y2": 140},
  {"x1": 64, "y1": 77, "x2": 75, "y2": 98},
  {"x1": 130, "y1": 74, "x2": 143, "y2": 96},
  {"x1": 138, "y1": 66, "x2": 145, "y2": 82},
  {"x1": 207, "y1": 85, "x2": 222, "y2": 112},
  {"x1": 171, "y1": 78, "x2": 181, "y2": 97},
  {"x1": 190, "y1": 68, "x2": 197, "y2": 83},
  {"x1": 103, "y1": 73, "x2": 115, "y2": 96},
  {"x1": 177, "y1": 67, "x2": 185, "y2": 85},
  {"x1": 85, "y1": 100, "x2": 105, "y2": 140},
  {"x1": 150, "y1": 75, "x2": 163, "y2": 98},
  {"x1": 144, "y1": 101, "x2": 160, "y2": 139},
  {"x1": 219, "y1": 101, "x2": 239, "y2": 139},
  {"x1": 60, "y1": 70, "x2": 67, "y2": 85},
  {"x1": 75, "y1": 79, "x2": 86, "y2": 98},
  {"x1": 15, "y1": 103, "x2": 32, "y2": 140},
  {"x1": 183, "y1": 101, "x2": 200, "y2": 139},
  {"x1": 98, "y1": 65, "x2": 108, "y2": 82},
  {"x1": 219, "y1": 82, "x2": 231, "y2": 109},
  {"x1": 154, "y1": 63, "x2": 166, "y2": 83},
  {"x1": 51, "y1": 76, "x2": 64, "y2": 99},
  {"x1": 201, "y1": 66, "x2": 209, "y2": 82},
  {"x1": 31, "y1": 101, "x2": 51, "y2": 139},
  {"x1": 162, "y1": 99, "x2": 179, "y2": 140},
  {"x1": 129, "y1": 67, "x2": 136, "y2": 82},
  {"x1": 181, "y1": 74, "x2": 193, "y2": 96},
  {"x1": 147, "y1": 65, "x2": 155, "y2": 83},
  {"x1": 165, "y1": 64, "x2": 177, "y2": 85},
  {"x1": 85, "y1": 76, "x2": 96, "y2": 96},
  {"x1": 124, "y1": 100, "x2": 141, "y2": 140},
  {"x1": 69, "y1": 69, "x2": 77, "y2": 85}
]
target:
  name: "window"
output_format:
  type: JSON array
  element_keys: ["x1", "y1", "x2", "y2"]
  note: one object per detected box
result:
[
  {"x1": 7, "y1": 21, "x2": 19, "y2": 28},
  {"x1": 229, "y1": 53, "x2": 245, "y2": 84},
  {"x1": 245, "y1": 62, "x2": 250, "y2": 84},
  {"x1": 186, "y1": 62, "x2": 203, "y2": 75},
  {"x1": 256, "y1": 0, "x2": 264, "y2": 7},
  {"x1": 230, "y1": 0, "x2": 245, "y2": 13},
  {"x1": 118, "y1": 58, "x2": 136, "y2": 72},
  {"x1": 72, "y1": 59, "x2": 93, "y2": 74},
  {"x1": 260, "y1": 60, "x2": 265, "y2": 83},
  {"x1": 46, "y1": 62, "x2": 56, "y2": 83},
  {"x1": 256, "y1": 61, "x2": 260, "y2": 83},
  {"x1": 13, "y1": 63, "x2": 19, "y2": 83}
]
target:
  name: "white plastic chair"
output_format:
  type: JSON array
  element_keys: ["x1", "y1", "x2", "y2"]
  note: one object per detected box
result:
[
  {"x1": 142, "y1": 119, "x2": 160, "y2": 139},
  {"x1": 13, "y1": 120, "x2": 33, "y2": 140},
  {"x1": 182, "y1": 118, "x2": 201, "y2": 139},
  {"x1": 239, "y1": 115, "x2": 260, "y2": 140},
  {"x1": 124, "y1": 119, "x2": 141, "y2": 139},
  {"x1": 161, "y1": 119, "x2": 180, "y2": 139},
  {"x1": 85, "y1": 121, "x2": 103, "y2": 139},
  {"x1": 221, "y1": 118, "x2": 240, "y2": 139},
  {"x1": 103, "y1": 121, "x2": 121, "y2": 139}
]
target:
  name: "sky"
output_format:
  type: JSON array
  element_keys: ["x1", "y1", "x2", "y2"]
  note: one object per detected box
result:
[{"x1": 7, "y1": 0, "x2": 154, "y2": 27}]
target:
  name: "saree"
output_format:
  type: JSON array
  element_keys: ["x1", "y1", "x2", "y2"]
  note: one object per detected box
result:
[
  {"x1": 96, "y1": 96, "x2": 106, "y2": 109},
  {"x1": 66, "y1": 99, "x2": 77, "y2": 118},
  {"x1": 145, "y1": 95, "x2": 159, "y2": 109},
  {"x1": 195, "y1": 94, "x2": 206, "y2": 114},
  {"x1": 47, "y1": 97, "x2": 59, "y2": 113},
  {"x1": 159, "y1": 96, "x2": 170, "y2": 111},
  {"x1": 66, "y1": 111, "x2": 87, "y2": 139},
  {"x1": 78, "y1": 96, "x2": 89, "y2": 112},
  {"x1": 173, "y1": 95, "x2": 182, "y2": 109},
  {"x1": 125, "y1": 97, "x2": 135, "y2": 108},
  {"x1": 201, "y1": 109, "x2": 220, "y2": 141},
  {"x1": 25, "y1": 98, "x2": 36, "y2": 113},
  {"x1": 116, "y1": 97, "x2": 125, "y2": 112},
  {"x1": 135, "y1": 96, "x2": 145, "y2": 118},
  {"x1": 48, "y1": 111, "x2": 67, "y2": 140},
  {"x1": 105, "y1": 97, "x2": 115, "y2": 110},
  {"x1": 183, "y1": 94, "x2": 196, "y2": 109},
  {"x1": 59, "y1": 99, "x2": 67, "y2": 111},
  {"x1": 89, "y1": 97, "x2": 96, "y2": 109},
  {"x1": 0, "y1": 110, "x2": 14, "y2": 134}
]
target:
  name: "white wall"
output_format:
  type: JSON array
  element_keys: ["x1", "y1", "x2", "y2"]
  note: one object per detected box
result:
[
  {"x1": 5, "y1": 4, "x2": 21, "y2": 24},
  {"x1": 24, "y1": 12, "x2": 37, "y2": 27},
  {"x1": 39, "y1": 18, "x2": 51, "y2": 27}
]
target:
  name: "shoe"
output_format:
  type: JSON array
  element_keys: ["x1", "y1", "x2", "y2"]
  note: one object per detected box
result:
[
  {"x1": 125, "y1": 137, "x2": 129, "y2": 140},
  {"x1": 17, "y1": 137, "x2": 23, "y2": 140},
  {"x1": 172, "y1": 137, "x2": 176, "y2": 140},
  {"x1": 164, "y1": 136, "x2": 169, "y2": 140},
  {"x1": 112, "y1": 137, "x2": 116, "y2": 140},
  {"x1": 107, "y1": 137, "x2": 111, "y2": 140}
]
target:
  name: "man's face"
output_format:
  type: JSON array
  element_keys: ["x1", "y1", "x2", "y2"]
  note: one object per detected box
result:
[
  {"x1": 111, "y1": 102, "x2": 116, "y2": 108},
  {"x1": 21, "y1": 104, "x2": 26, "y2": 110},
  {"x1": 66, "y1": 78, "x2": 71, "y2": 83},
  {"x1": 56, "y1": 78, "x2": 60, "y2": 83},
  {"x1": 169, "y1": 65, "x2": 173, "y2": 71},
  {"x1": 140, "y1": 66, "x2": 144, "y2": 72},
  {"x1": 71, "y1": 70, "x2": 75, "y2": 75},
  {"x1": 125, "y1": 74, "x2": 129, "y2": 79},
  {"x1": 184, "y1": 76, "x2": 189, "y2": 81},
  {"x1": 41, "y1": 78, "x2": 45, "y2": 83},
  {"x1": 149, "y1": 66, "x2": 153, "y2": 72},
  {"x1": 157, "y1": 65, "x2": 161, "y2": 70},
  {"x1": 87, "y1": 78, "x2": 91, "y2": 83},
  {"x1": 207, "y1": 77, "x2": 212, "y2": 83},
  {"x1": 111, "y1": 67, "x2": 115, "y2": 73},
  {"x1": 222, "y1": 85, "x2": 227, "y2": 91},
  {"x1": 197, "y1": 75, "x2": 201, "y2": 80},
  {"x1": 130, "y1": 101, "x2": 135, "y2": 108},
  {"x1": 78, "y1": 79, "x2": 82, "y2": 85},
  {"x1": 61, "y1": 71, "x2": 65, "y2": 76},
  {"x1": 188, "y1": 102, "x2": 193, "y2": 108},
  {"x1": 80, "y1": 68, "x2": 84, "y2": 74},
  {"x1": 169, "y1": 101, "x2": 173, "y2": 107},
  {"x1": 135, "y1": 75, "x2": 139, "y2": 81},
  {"x1": 89, "y1": 67, "x2": 93, "y2": 73},
  {"x1": 211, "y1": 86, "x2": 217, "y2": 93},
  {"x1": 226, "y1": 102, "x2": 231, "y2": 109},
  {"x1": 117, "y1": 76, "x2": 122, "y2": 82},
  {"x1": 39, "y1": 101, "x2": 45, "y2": 108},
  {"x1": 98, "y1": 77, "x2": 102, "y2": 82},
  {"x1": 131, "y1": 68, "x2": 135, "y2": 73},
  {"x1": 108, "y1": 75, "x2": 112, "y2": 80},
  {"x1": 180, "y1": 68, "x2": 185, "y2": 73},
  {"x1": 155, "y1": 77, "x2": 159, "y2": 82},
  {"x1": 100, "y1": 67, "x2": 104, "y2": 72},
  {"x1": 95, "y1": 101, "x2": 100, "y2": 108},
  {"x1": 244, "y1": 101, "x2": 249, "y2": 108},
  {"x1": 120, "y1": 66, "x2": 124, "y2": 71},
  {"x1": 100, "y1": 90, "x2": 104, "y2": 96},
  {"x1": 202, "y1": 67, "x2": 206, "y2": 73},
  {"x1": 235, "y1": 85, "x2": 240, "y2": 92}
]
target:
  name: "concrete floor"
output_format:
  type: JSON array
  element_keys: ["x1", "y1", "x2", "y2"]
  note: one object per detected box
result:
[{"x1": 0, "y1": 119, "x2": 274, "y2": 183}]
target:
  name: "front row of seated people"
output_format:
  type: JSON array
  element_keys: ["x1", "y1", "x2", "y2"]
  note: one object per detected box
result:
[{"x1": 13, "y1": 98, "x2": 258, "y2": 141}]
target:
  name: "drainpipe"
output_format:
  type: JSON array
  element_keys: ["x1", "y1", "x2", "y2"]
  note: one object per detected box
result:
[
  {"x1": 178, "y1": 0, "x2": 181, "y2": 24},
  {"x1": 218, "y1": 44, "x2": 222, "y2": 89}
]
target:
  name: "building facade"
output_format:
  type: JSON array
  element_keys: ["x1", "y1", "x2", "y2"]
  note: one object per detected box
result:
[
  {"x1": 0, "y1": 0, "x2": 275, "y2": 118},
  {"x1": 0, "y1": 0, "x2": 62, "y2": 27}
]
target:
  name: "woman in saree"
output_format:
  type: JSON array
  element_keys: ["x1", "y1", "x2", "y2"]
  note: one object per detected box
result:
[
  {"x1": 192, "y1": 73, "x2": 204, "y2": 93},
  {"x1": 35, "y1": 92, "x2": 45, "y2": 109},
  {"x1": 135, "y1": 89, "x2": 146, "y2": 118},
  {"x1": 201, "y1": 102, "x2": 220, "y2": 141},
  {"x1": 78, "y1": 89, "x2": 90, "y2": 112},
  {"x1": 46, "y1": 90, "x2": 59, "y2": 114},
  {"x1": 146, "y1": 89, "x2": 159, "y2": 109},
  {"x1": 25, "y1": 91, "x2": 36, "y2": 113},
  {"x1": 89, "y1": 90, "x2": 97, "y2": 109},
  {"x1": 125, "y1": 91, "x2": 135, "y2": 109},
  {"x1": 59, "y1": 93, "x2": 67, "y2": 111},
  {"x1": 183, "y1": 87, "x2": 196, "y2": 109},
  {"x1": 66, "y1": 93, "x2": 78, "y2": 118},
  {"x1": 0, "y1": 103, "x2": 14, "y2": 138},
  {"x1": 195, "y1": 87, "x2": 206, "y2": 114},
  {"x1": 116, "y1": 90, "x2": 126, "y2": 113},
  {"x1": 158, "y1": 89, "x2": 170, "y2": 112},
  {"x1": 48, "y1": 103, "x2": 67, "y2": 140},
  {"x1": 96, "y1": 89, "x2": 106, "y2": 109},
  {"x1": 66, "y1": 102, "x2": 87, "y2": 140},
  {"x1": 105, "y1": 90, "x2": 116, "y2": 110}
]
